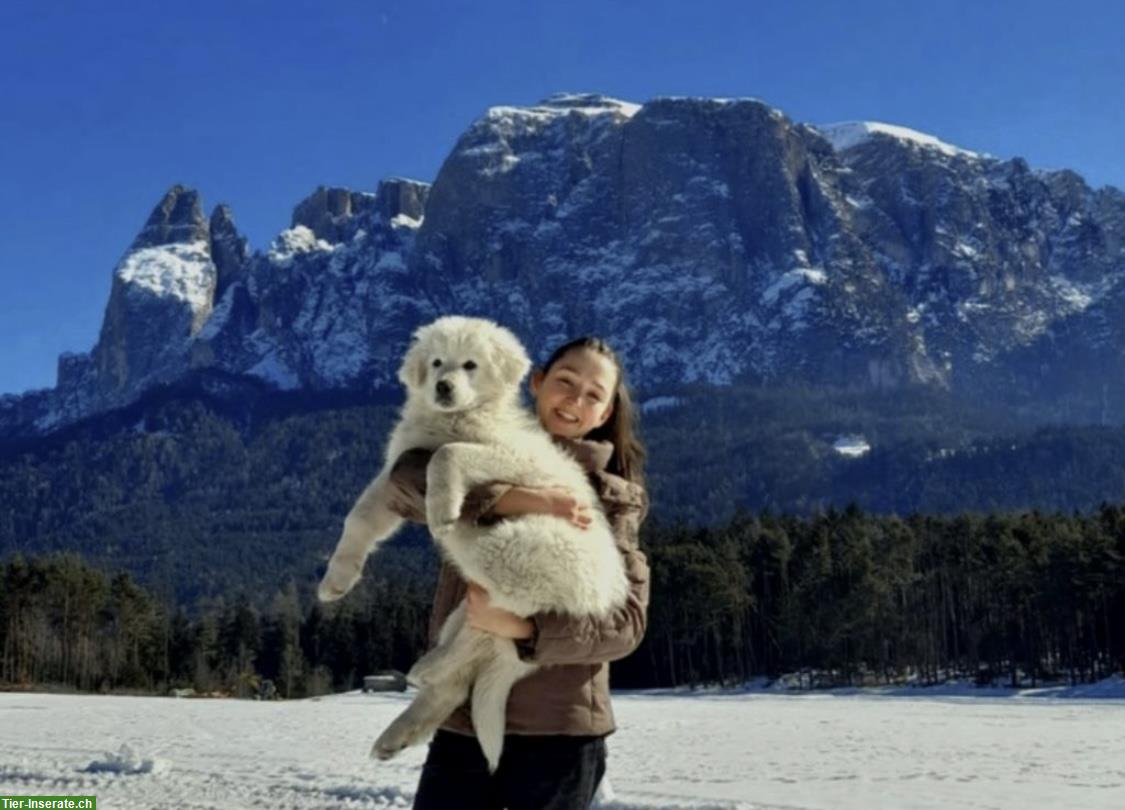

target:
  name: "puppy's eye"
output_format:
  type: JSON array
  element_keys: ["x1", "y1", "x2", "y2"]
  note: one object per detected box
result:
[
  {"x1": 432, "y1": 359, "x2": 442, "y2": 368},
  {"x1": 463, "y1": 361, "x2": 477, "y2": 371}
]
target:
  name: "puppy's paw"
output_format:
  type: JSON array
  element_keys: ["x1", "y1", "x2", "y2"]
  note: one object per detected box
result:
[
  {"x1": 371, "y1": 716, "x2": 425, "y2": 761},
  {"x1": 370, "y1": 734, "x2": 405, "y2": 761},
  {"x1": 425, "y1": 493, "x2": 460, "y2": 536},
  {"x1": 430, "y1": 518, "x2": 458, "y2": 540},
  {"x1": 317, "y1": 556, "x2": 363, "y2": 602}
]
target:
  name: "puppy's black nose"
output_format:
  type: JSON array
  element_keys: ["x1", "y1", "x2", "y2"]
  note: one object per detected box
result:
[{"x1": 435, "y1": 380, "x2": 452, "y2": 397}]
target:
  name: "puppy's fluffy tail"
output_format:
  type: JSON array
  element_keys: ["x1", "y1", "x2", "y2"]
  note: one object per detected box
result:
[{"x1": 471, "y1": 638, "x2": 537, "y2": 773}]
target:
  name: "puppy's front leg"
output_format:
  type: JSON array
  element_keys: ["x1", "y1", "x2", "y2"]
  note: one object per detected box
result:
[
  {"x1": 425, "y1": 443, "x2": 519, "y2": 538},
  {"x1": 424, "y1": 444, "x2": 468, "y2": 537},
  {"x1": 318, "y1": 471, "x2": 403, "y2": 602}
]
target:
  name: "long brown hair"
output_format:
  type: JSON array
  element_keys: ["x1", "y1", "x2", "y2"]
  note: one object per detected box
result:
[{"x1": 539, "y1": 337, "x2": 647, "y2": 491}]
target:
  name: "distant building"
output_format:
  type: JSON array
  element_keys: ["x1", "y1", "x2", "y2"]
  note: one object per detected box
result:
[{"x1": 363, "y1": 670, "x2": 408, "y2": 693}]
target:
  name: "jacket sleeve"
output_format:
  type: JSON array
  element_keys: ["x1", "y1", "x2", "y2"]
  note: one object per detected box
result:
[
  {"x1": 519, "y1": 471, "x2": 650, "y2": 666},
  {"x1": 387, "y1": 448, "x2": 515, "y2": 527}
]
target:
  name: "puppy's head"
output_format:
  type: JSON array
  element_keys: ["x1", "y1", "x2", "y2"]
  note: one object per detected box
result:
[{"x1": 398, "y1": 316, "x2": 531, "y2": 412}]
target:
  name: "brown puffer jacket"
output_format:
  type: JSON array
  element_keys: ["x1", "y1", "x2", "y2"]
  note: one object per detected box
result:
[{"x1": 385, "y1": 437, "x2": 650, "y2": 737}]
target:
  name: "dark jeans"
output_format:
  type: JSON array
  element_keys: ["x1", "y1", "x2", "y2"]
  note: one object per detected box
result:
[{"x1": 413, "y1": 729, "x2": 608, "y2": 810}]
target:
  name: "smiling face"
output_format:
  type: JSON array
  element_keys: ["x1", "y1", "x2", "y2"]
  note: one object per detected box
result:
[{"x1": 530, "y1": 347, "x2": 618, "y2": 439}]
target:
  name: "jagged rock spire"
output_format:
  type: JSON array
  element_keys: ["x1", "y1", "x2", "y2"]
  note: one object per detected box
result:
[
  {"x1": 209, "y1": 204, "x2": 249, "y2": 298},
  {"x1": 130, "y1": 185, "x2": 209, "y2": 250},
  {"x1": 375, "y1": 177, "x2": 428, "y2": 223}
]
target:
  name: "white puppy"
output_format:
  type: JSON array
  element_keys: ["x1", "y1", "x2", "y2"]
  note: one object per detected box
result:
[{"x1": 317, "y1": 315, "x2": 628, "y2": 771}]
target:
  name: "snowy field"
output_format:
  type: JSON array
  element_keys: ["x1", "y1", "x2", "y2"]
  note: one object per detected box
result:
[{"x1": 1, "y1": 682, "x2": 1124, "y2": 810}]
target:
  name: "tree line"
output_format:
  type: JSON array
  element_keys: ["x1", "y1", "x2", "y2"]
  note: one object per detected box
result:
[
  {"x1": 10, "y1": 384, "x2": 1125, "y2": 611},
  {"x1": 637, "y1": 504, "x2": 1124, "y2": 688},
  {"x1": 3, "y1": 501, "x2": 1123, "y2": 696}
]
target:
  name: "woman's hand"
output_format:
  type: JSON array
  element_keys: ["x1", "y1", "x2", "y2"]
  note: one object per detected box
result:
[
  {"x1": 492, "y1": 486, "x2": 591, "y2": 529},
  {"x1": 465, "y1": 582, "x2": 534, "y2": 640},
  {"x1": 542, "y1": 488, "x2": 592, "y2": 529}
]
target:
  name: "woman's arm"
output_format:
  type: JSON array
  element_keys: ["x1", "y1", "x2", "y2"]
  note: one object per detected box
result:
[
  {"x1": 518, "y1": 541, "x2": 649, "y2": 665},
  {"x1": 468, "y1": 543, "x2": 649, "y2": 665},
  {"x1": 387, "y1": 448, "x2": 587, "y2": 527},
  {"x1": 490, "y1": 487, "x2": 592, "y2": 527},
  {"x1": 387, "y1": 448, "x2": 513, "y2": 525}
]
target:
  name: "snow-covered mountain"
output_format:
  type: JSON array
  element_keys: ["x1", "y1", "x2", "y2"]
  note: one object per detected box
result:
[{"x1": 4, "y1": 92, "x2": 1125, "y2": 438}]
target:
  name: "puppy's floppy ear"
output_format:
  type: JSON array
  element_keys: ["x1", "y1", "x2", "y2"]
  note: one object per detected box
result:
[
  {"x1": 397, "y1": 326, "x2": 432, "y2": 389},
  {"x1": 487, "y1": 323, "x2": 532, "y2": 387}
]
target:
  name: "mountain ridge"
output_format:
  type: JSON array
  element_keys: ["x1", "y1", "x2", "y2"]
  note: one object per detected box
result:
[{"x1": 4, "y1": 92, "x2": 1125, "y2": 439}]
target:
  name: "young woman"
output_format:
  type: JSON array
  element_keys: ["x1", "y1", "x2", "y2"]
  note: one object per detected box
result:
[{"x1": 385, "y1": 336, "x2": 649, "y2": 810}]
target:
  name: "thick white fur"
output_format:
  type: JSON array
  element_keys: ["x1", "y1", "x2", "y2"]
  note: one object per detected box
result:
[{"x1": 316, "y1": 315, "x2": 629, "y2": 772}]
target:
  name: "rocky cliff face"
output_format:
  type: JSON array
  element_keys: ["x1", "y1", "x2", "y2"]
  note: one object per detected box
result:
[
  {"x1": 818, "y1": 123, "x2": 1125, "y2": 418},
  {"x1": 3, "y1": 93, "x2": 1125, "y2": 438}
]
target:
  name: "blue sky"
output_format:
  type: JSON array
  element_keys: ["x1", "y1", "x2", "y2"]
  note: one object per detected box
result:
[{"x1": 2, "y1": 0, "x2": 1123, "y2": 395}]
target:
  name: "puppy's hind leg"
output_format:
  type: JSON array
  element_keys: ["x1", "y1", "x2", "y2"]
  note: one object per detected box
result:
[
  {"x1": 373, "y1": 627, "x2": 495, "y2": 760},
  {"x1": 371, "y1": 679, "x2": 469, "y2": 761},
  {"x1": 407, "y1": 600, "x2": 467, "y2": 687},
  {"x1": 319, "y1": 472, "x2": 404, "y2": 602}
]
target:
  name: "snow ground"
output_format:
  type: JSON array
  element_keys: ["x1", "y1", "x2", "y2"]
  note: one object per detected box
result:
[{"x1": 1, "y1": 683, "x2": 1123, "y2": 809}]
